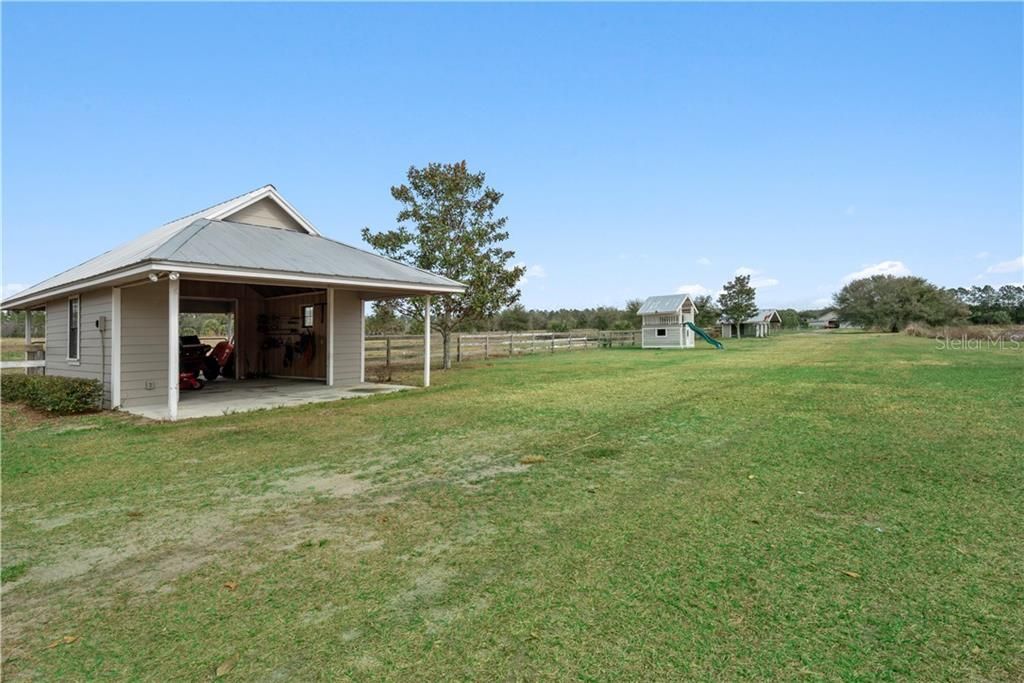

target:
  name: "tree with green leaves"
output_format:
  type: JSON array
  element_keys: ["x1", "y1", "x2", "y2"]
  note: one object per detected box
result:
[
  {"x1": 692, "y1": 295, "x2": 721, "y2": 328},
  {"x1": 624, "y1": 298, "x2": 643, "y2": 323},
  {"x1": 362, "y1": 161, "x2": 525, "y2": 369},
  {"x1": 496, "y1": 305, "x2": 530, "y2": 331},
  {"x1": 778, "y1": 308, "x2": 801, "y2": 329},
  {"x1": 834, "y1": 275, "x2": 966, "y2": 331},
  {"x1": 718, "y1": 275, "x2": 758, "y2": 339}
]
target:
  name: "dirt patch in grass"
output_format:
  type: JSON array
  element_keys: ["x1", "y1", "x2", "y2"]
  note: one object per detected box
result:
[
  {"x1": 0, "y1": 465, "x2": 384, "y2": 658},
  {"x1": 459, "y1": 461, "x2": 528, "y2": 485},
  {"x1": 0, "y1": 403, "x2": 51, "y2": 432},
  {"x1": 271, "y1": 469, "x2": 368, "y2": 497}
]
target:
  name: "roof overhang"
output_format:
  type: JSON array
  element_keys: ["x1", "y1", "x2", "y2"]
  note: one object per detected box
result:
[{"x1": 1, "y1": 261, "x2": 465, "y2": 309}]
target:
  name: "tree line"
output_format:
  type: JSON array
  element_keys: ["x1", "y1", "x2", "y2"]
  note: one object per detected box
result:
[{"x1": 834, "y1": 278, "x2": 1023, "y2": 331}]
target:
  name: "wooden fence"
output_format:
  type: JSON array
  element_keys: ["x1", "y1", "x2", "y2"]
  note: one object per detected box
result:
[
  {"x1": 365, "y1": 329, "x2": 641, "y2": 380},
  {"x1": 2, "y1": 330, "x2": 644, "y2": 379}
]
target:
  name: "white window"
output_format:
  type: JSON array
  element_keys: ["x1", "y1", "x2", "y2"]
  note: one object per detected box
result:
[
  {"x1": 656, "y1": 328, "x2": 667, "y2": 337},
  {"x1": 302, "y1": 305, "x2": 314, "y2": 328},
  {"x1": 67, "y1": 295, "x2": 80, "y2": 361}
]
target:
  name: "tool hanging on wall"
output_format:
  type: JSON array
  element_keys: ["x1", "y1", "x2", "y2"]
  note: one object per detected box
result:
[{"x1": 297, "y1": 330, "x2": 316, "y2": 365}]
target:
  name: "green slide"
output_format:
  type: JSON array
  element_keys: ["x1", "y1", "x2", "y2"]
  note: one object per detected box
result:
[{"x1": 685, "y1": 322, "x2": 724, "y2": 350}]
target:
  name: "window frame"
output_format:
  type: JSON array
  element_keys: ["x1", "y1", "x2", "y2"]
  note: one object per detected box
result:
[
  {"x1": 656, "y1": 328, "x2": 667, "y2": 337},
  {"x1": 67, "y1": 295, "x2": 81, "y2": 362},
  {"x1": 302, "y1": 304, "x2": 315, "y2": 328}
]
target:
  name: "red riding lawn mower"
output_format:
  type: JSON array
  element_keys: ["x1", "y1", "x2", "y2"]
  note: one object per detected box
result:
[{"x1": 179, "y1": 335, "x2": 235, "y2": 390}]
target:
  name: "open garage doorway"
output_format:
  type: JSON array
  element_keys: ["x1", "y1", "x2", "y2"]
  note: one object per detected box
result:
[{"x1": 179, "y1": 297, "x2": 238, "y2": 388}]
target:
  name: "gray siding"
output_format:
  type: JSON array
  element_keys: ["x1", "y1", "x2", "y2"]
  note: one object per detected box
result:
[
  {"x1": 331, "y1": 290, "x2": 363, "y2": 385},
  {"x1": 643, "y1": 325, "x2": 682, "y2": 348},
  {"x1": 44, "y1": 289, "x2": 113, "y2": 407},
  {"x1": 223, "y1": 197, "x2": 305, "y2": 232},
  {"x1": 121, "y1": 280, "x2": 169, "y2": 409}
]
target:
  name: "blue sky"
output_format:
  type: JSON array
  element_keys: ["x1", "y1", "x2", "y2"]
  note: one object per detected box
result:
[{"x1": 3, "y1": 3, "x2": 1021, "y2": 310}]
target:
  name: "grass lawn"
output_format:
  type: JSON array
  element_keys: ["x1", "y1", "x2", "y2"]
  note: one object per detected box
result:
[{"x1": 2, "y1": 332, "x2": 1022, "y2": 680}]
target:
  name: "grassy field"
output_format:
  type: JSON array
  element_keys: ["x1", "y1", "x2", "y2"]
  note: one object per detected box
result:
[{"x1": 2, "y1": 332, "x2": 1022, "y2": 680}]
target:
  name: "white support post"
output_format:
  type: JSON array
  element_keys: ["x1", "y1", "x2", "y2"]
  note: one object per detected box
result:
[
  {"x1": 359, "y1": 297, "x2": 366, "y2": 383},
  {"x1": 423, "y1": 295, "x2": 431, "y2": 388},
  {"x1": 326, "y1": 288, "x2": 335, "y2": 386},
  {"x1": 167, "y1": 276, "x2": 179, "y2": 421},
  {"x1": 111, "y1": 288, "x2": 121, "y2": 408},
  {"x1": 23, "y1": 311, "x2": 32, "y2": 375}
]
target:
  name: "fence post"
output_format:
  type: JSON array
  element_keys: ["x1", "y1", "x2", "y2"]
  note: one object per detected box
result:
[
  {"x1": 508, "y1": 333, "x2": 513, "y2": 357},
  {"x1": 484, "y1": 335, "x2": 489, "y2": 359},
  {"x1": 385, "y1": 337, "x2": 392, "y2": 381},
  {"x1": 457, "y1": 334, "x2": 462, "y2": 363}
]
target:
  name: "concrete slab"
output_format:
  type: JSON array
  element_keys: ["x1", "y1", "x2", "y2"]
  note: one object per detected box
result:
[{"x1": 126, "y1": 378, "x2": 412, "y2": 420}]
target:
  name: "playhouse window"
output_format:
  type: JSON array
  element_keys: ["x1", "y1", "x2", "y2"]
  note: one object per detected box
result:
[
  {"x1": 302, "y1": 305, "x2": 314, "y2": 328},
  {"x1": 656, "y1": 328, "x2": 667, "y2": 337}
]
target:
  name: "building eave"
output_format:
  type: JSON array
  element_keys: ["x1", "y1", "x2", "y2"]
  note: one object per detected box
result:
[{"x1": 1, "y1": 261, "x2": 465, "y2": 310}]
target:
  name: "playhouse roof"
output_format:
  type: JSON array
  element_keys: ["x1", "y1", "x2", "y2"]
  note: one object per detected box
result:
[{"x1": 637, "y1": 294, "x2": 696, "y2": 315}]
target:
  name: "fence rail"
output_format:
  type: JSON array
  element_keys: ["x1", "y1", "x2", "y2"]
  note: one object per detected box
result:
[
  {"x1": 2, "y1": 331, "x2": 644, "y2": 379},
  {"x1": 0, "y1": 346, "x2": 45, "y2": 374},
  {"x1": 365, "y1": 329, "x2": 641, "y2": 380}
]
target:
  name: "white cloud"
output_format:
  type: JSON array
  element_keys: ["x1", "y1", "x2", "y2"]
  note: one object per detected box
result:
[
  {"x1": 975, "y1": 251, "x2": 990, "y2": 260},
  {"x1": 731, "y1": 267, "x2": 778, "y2": 288},
  {"x1": 516, "y1": 263, "x2": 547, "y2": 286},
  {"x1": 841, "y1": 260, "x2": 910, "y2": 284},
  {"x1": 696, "y1": 257, "x2": 711, "y2": 266},
  {"x1": 986, "y1": 255, "x2": 1023, "y2": 274},
  {"x1": 2, "y1": 283, "x2": 28, "y2": 299},
  {"x1": 676, "y1": 283, "x2": 710, "y2": 296}
]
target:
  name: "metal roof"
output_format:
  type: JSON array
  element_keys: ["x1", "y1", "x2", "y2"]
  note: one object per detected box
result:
[
  {"x1": 637, "y1": 294, "x2": 694, "y2": 315},
  {"x1": 150, "y1": 219, "x2": 463, "y2": 288},
  {"x1": 720, "y1": 309, "x2": 780, "y2": 324},
  {"x1": 2, "y1": 187, "x2": 464, "y2": 308}
]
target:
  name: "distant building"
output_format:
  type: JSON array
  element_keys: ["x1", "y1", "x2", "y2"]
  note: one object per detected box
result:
[
  {"x1": 808, "y1": 311, "x2": 842, "y2": 329},
  {"x1": 719, "y1": 309, "x2": 782, "y2": 338}
]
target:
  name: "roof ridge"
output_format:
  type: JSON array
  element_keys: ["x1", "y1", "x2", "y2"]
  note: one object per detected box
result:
[
  {"x1": 147, "y1": 219, "x2": 213, "y2": 261},
  {"x1": 153, "y1": 185, "x2": 271, "y2": 230}
]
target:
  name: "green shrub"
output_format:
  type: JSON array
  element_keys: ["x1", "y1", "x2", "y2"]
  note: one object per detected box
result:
[
  {"x1": 1, "y1": 374, "x2": 102, "y2": 414},
  {"x1": 1, "y1": 374, "x2": 33, "y2": 403}
]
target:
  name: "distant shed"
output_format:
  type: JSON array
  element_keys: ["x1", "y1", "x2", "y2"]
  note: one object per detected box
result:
[{"x1": 720, "y1": 309, "x2": 782, "y2": 338}]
